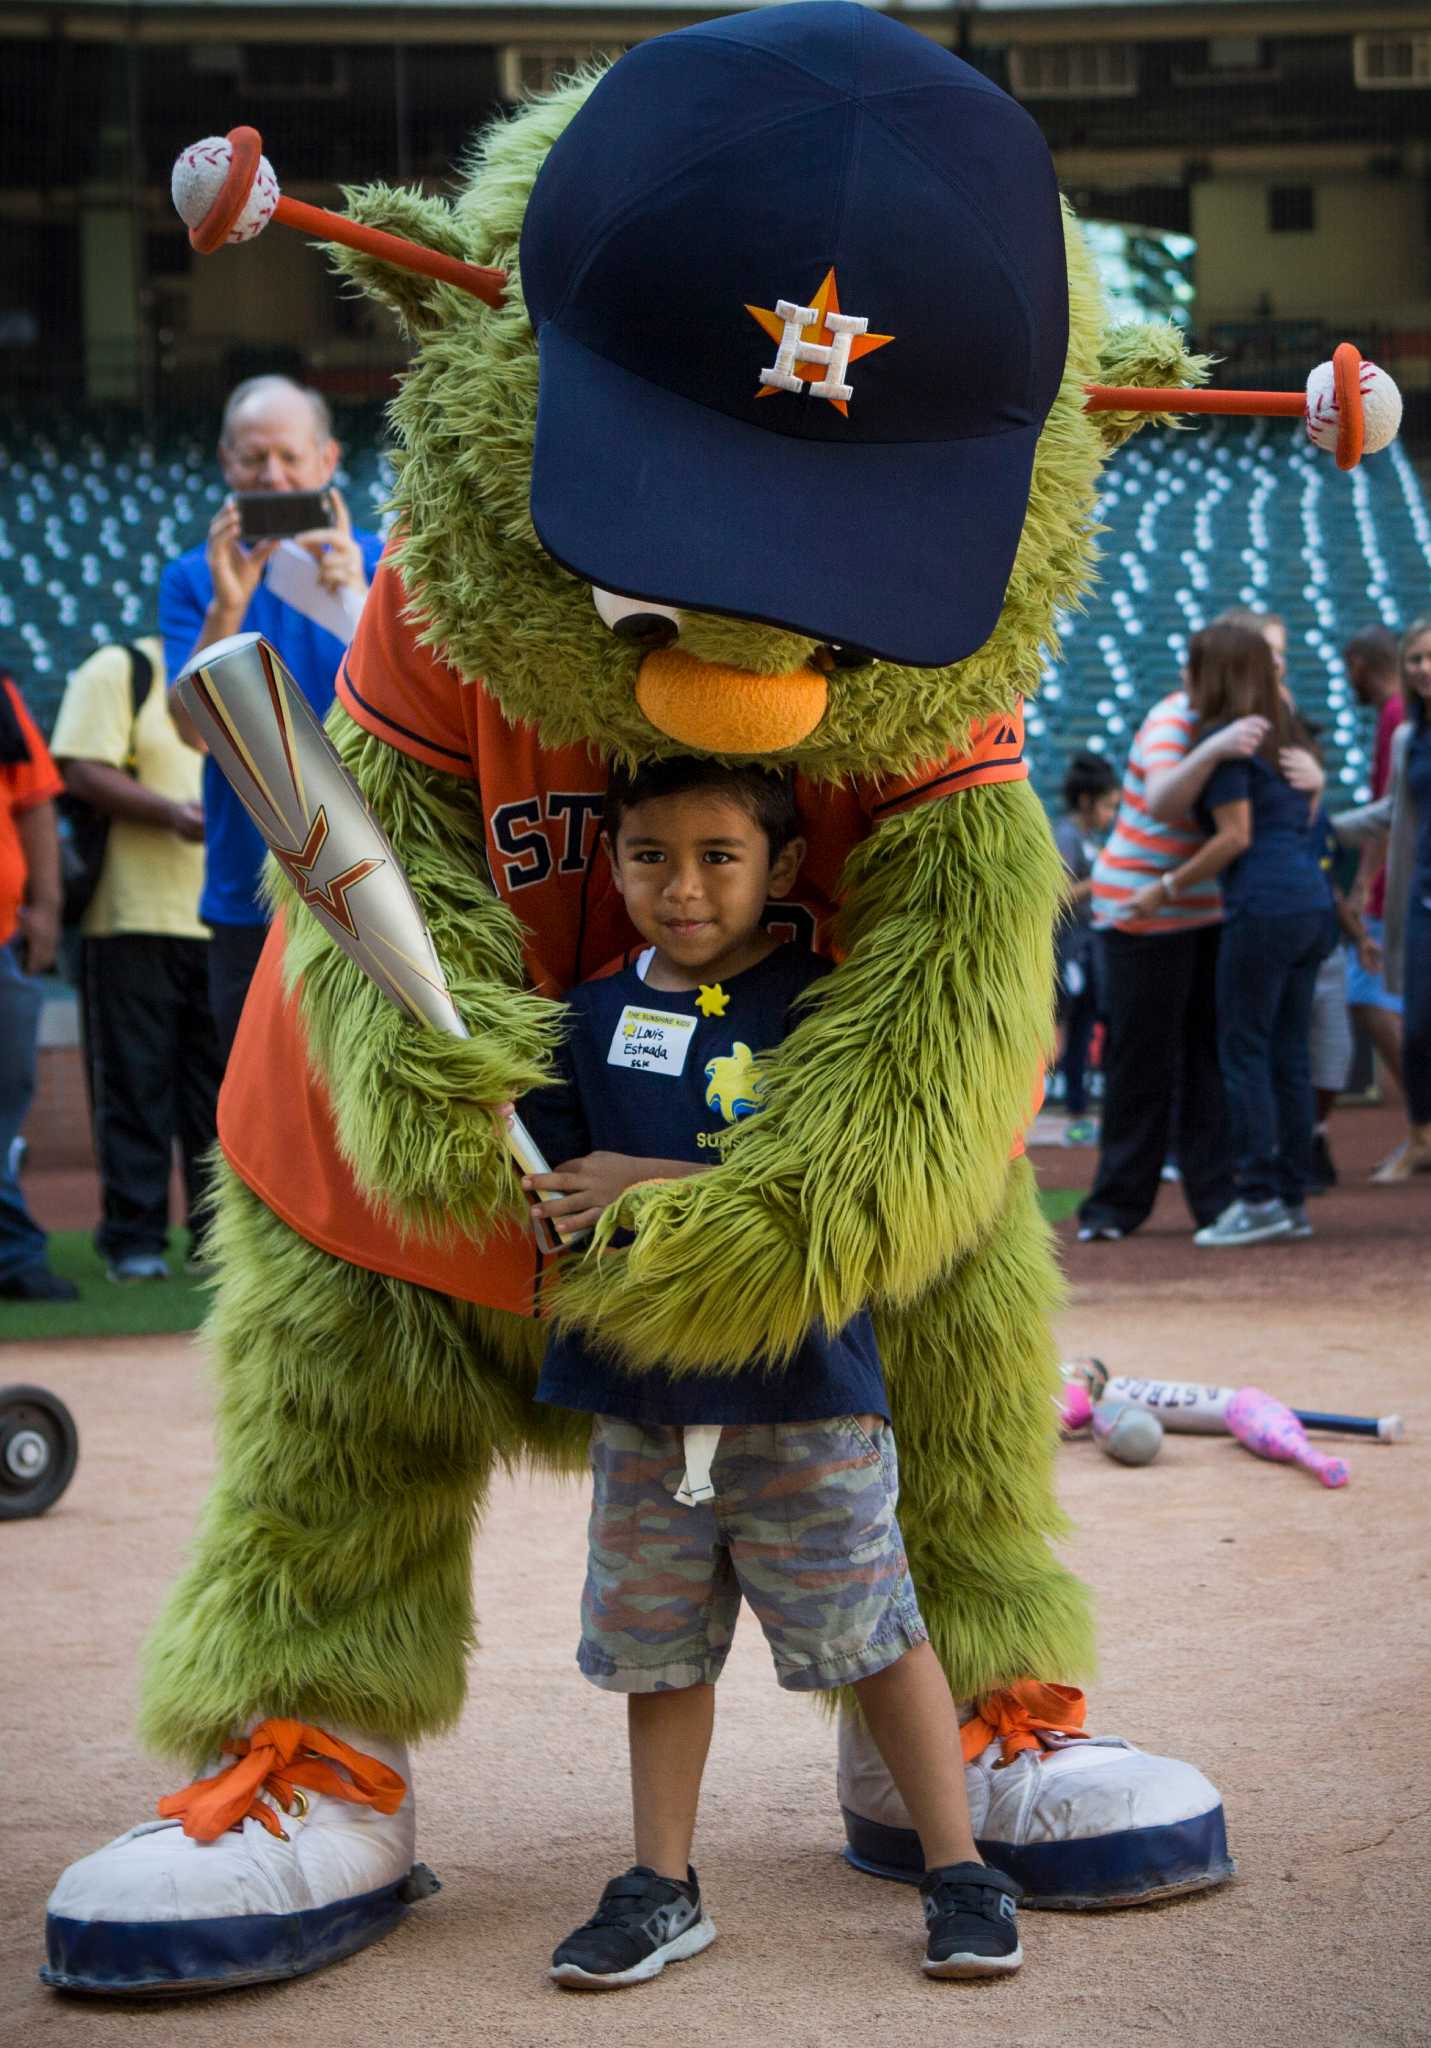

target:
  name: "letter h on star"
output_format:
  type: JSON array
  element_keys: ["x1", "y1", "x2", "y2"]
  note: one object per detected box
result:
[{"x1": 760, "y1": 301, "x2": 870, "y2": 405}]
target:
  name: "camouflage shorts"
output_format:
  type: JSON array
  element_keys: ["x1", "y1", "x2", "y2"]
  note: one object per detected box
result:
[{"x1": 578, "y1": 1415, "x2": 928, "y2": 1694}]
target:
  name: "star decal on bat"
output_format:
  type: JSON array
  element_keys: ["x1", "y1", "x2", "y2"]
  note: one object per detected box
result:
[
  {"x1": 273, "y1": 807, "x2": 383, "y2": 940},
  {"x1": 695, "y1": 983, "x2": 730, "y2": 1018}
]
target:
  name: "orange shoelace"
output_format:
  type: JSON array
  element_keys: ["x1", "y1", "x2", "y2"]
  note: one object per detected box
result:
[
  {"x1": 960, "y1": 1683, "x2": 1089, "y2": 1768},
  {"x1": 157, "y1": 1718, "x2": 407, "y2": 1843}
]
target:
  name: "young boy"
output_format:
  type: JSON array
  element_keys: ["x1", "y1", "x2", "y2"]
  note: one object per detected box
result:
[{"x1": 516, "y1": 757, "x2": 1022, "y2": 1992}]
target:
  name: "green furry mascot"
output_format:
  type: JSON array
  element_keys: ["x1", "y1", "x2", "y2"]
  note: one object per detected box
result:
[{"x1": 45, "y1": 5, "x2": 1231, "y2": 1997}]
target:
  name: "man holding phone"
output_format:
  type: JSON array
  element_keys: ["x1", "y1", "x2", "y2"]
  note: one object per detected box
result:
[{"x1": 162, "y1": 375, "x2": 382, "y2": 1055}]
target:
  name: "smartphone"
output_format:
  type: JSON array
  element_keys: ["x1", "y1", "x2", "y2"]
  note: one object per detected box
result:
[
  {"x1": 236, "y1": 489, "x2": 334, "y2": 542},
  {"x1": 499, "y1": 1110, "x2": 590, "y2": 1256}
]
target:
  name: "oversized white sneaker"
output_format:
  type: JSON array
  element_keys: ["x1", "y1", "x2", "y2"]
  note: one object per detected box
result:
[
  {"x1": 838, "y1": 1688, "x2": 1233, "y2": 1909},
  {"x1": 42, "y1": 1721, "x2": 436, "y2": 1995}
]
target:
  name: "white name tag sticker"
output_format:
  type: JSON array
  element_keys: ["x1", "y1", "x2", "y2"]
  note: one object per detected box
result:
[{"x1": 608, "y1": 1004, "x2": 697, "y2": 1077}]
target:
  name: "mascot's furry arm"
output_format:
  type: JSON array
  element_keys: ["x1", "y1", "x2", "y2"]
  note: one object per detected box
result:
[
  {"x1": 554, "y1": 773, "x2": 1064, "y2": 1371},
  {"x1": 271, "y1": 710, "x2": 563, "y2": 1239}
]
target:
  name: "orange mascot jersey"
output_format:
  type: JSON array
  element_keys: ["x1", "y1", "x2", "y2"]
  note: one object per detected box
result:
[{"x1": 219, "y1": 555, "x2": 1030, "y2": 1313}]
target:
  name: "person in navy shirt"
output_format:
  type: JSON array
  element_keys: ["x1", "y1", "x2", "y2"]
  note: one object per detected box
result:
[
  {"x1": 515, "y1": 756, "x2": 1024, "y2": 1991},
  {"x1": 1172, "y1": 622, "x2": 1333, "y2": 1246},
  {"x1": 161, "y1": 376, "x2": 383, "y2": 1055}
]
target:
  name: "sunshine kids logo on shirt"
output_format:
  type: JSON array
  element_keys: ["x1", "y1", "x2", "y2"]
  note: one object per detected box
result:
[{"x1": 607, "y1": 1005, "x2": 697, "y2": 1075}]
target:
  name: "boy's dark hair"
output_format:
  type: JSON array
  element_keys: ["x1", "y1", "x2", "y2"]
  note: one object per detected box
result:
[
  {"x1": 603, "y1": 757, "x2": 800, "y2": 853},
  {"x1": 1342, "y1": 624, "x2": 1399, "y2": 676},
  {"x1": 1061, "y1": 750, "x2": 1117, "y2": 812}
]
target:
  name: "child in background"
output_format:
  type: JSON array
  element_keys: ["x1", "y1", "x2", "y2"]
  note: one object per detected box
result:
[
  {"x1": 515, "y1": 756, "x2": 1023, "y2": 1992},
  {"x1": 1053, "y1": 751, "x2": 1118, "y2": 1143}
]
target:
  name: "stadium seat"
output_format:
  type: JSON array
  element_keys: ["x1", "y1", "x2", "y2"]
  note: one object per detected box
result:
[{"x1": 0, "y1": 411, "x2": 1425, "y2": 801}]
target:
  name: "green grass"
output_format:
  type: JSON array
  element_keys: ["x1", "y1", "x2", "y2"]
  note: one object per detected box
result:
[
  {"x1": 1, "y1": 1232, "x2": 211, "y2": 1345},
  {"x1": 4, "y1": 1191, "x2": 1082, "y2": 1344}
]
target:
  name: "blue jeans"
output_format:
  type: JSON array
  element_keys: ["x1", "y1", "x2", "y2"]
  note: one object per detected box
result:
[
  {"x1": 0, "y1": 940, "x2": 50, "y2": 1282},
  {"x1": 1403, "y1": 889, "x2": 1431, "y2": 1127},
  {"x1": 1057, "y1": 932, "x2": 1102, "y2": 1117},
  {"x1": 1216, "y1": 910, "x2": 1329, "y2": 1206}
]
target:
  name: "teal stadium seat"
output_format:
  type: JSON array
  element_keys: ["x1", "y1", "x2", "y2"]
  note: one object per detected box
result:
[
  {"x1": 1025, "y1": 420, "x2": 1431, "y2": 806},
  {"x1": 1, "y1": 411, "x2": 1426, "y2": 802}
]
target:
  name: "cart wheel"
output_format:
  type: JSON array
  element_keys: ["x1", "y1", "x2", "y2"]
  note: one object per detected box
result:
[{"x1": 0, "y1": 1385, "x2": 79, "y2": 1519}]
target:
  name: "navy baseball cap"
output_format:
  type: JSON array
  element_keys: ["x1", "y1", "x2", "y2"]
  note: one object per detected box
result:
[{"x1": 521, "y1": 2, "x2": 1069, "y2": 670}]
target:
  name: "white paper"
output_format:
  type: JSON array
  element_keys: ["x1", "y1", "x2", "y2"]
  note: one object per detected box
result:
[{"x1": 264, "y1": 539, "x2": 366, "y2": 646}]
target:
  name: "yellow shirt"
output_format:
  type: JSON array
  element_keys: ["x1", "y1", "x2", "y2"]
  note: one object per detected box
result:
[{"x1": 50, "y1": 637, "x2": 208, "y2": 941}]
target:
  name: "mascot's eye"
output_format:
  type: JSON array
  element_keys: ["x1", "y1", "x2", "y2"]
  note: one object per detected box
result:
[
  {"x1": 825, "y1": 642, "x2": 878, "y2": 671},
  {"x1": 613, "y1": 612, "x2": 679, "y2": 649},
  {"x1": 592, "y1": 585, "x2": 682, "y2": 650}
]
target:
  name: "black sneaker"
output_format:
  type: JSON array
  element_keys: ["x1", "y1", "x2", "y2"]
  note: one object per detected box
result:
[
  {"x1": 1308, "y1": 1130, "x2": 1337, "y2": 1195},
  {"x1": 0, "y1": 1265, "x2": 79, "y2": 1302},
  {"x1": 550, "y1": 1865, "x2": 715, "y2": 1990},
  {"x1": 920, "y1": 1861, "x2": 1022, "y2": 1979}
]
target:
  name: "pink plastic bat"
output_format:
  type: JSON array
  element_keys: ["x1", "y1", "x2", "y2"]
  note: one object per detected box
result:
[
  {"x1": 1059, "y1": 1381, "x2": 1095, "y2": 1437},
  {"x1": 1226, "y1": 1386, "x2": 1349, "y2": 1489}
]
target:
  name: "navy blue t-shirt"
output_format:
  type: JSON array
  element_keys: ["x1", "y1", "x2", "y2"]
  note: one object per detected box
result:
[
  {"x1": 1406, "y1": 718, "x2": 1431, "y2": 889},
  {"x1": 160, "y1": 532, "x2": 384, "y2": 927},
  {"x1": 1198, "y1": 752, "x2": 1334, "y2": 920},
  {"x1": 522, "y1": 942, "x2": 888, "y2": 1426}
]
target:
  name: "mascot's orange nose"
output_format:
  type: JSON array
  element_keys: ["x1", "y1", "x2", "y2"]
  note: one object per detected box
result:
[{"x1": 635, "y1": 649, "x2": 827, "y2": 754}]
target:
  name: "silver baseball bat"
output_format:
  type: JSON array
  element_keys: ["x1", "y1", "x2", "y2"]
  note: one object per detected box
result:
[{"x1": 173, "y1": 630, "x2": 582, "y2": 1252}]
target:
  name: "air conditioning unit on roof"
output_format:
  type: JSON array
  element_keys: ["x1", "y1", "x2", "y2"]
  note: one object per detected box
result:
[
  {"x1": 240, "y1": 47, "x2": 349, "y2": 102},
  {"x1": 1354, "y1": 33, "x2": 1431, "y2": 88},
  {"x1": 497, "y1": 46, "x2": 618, "y2": 102},
  {"x1": 1009, "y1": 43, "x2": 1137, "y2": 100}
]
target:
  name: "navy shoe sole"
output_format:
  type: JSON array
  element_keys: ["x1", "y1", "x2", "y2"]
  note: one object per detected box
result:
[
  {"x1": 41, "y1": 1865, "x2": 440, "y2": 1996},
  {"x1": 841, "y1": 1808, "x2": 1235, "y2": 1911}
]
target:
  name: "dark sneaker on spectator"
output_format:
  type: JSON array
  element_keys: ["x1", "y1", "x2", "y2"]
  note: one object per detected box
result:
[
  {"x1": 551, "y1": 1865, "x2": 715, "y2": 1990},
  {"x1": 106, "y1": 1253, "x2": 170, "y2": 1285},
  {"x1": 1308, "y1": 1129, "x2": 1337, "y2": 1193},
  {"x1": 0, "y1": 1264, "x2": 79, "y2": 1302},
  {"x1": 1062, "y1": 1117, "x2": 1098, "y2": 1147},
  {"x1": 1285, "y1": 1206, "x2": 1314, "y2": 1239},
  {"x1": 1076, "y1": 1222, "x2": 1123, "y2": 1243},
  {"x1": 920, "y1": 1861, "x2": 1022, "y2": 1979},
  {"x1": 1193, "y1": 1199, "x2": 1295, "y2": 1248}
]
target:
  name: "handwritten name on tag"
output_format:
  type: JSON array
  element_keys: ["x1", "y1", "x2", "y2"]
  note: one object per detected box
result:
[{"x1": 608, "y1": 1004, "x2": 697, "y2": 1077}]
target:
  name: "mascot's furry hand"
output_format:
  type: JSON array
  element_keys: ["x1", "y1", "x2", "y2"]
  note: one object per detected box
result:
[
  {"x1": 554, "y1": 785, "x2": 1063, "y2": 1373},
  {"x1": 274, "y1": 727, "x2": 566, "y2": 1238}
]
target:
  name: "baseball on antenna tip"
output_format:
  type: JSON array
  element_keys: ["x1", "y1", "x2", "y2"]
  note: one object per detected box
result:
[{"x1": 170, "y1": 127, "x2": 1400, "y2": 470}]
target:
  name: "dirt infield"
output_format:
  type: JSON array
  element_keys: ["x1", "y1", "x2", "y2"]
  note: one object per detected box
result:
[{"x1": 3, "y1": 1119, "x2": 1428, "y2": 2047}]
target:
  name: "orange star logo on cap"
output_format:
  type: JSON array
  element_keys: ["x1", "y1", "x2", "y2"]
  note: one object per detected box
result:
[{"x1": 745, "y1": 268, "x2": 895, "y2": 417}]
